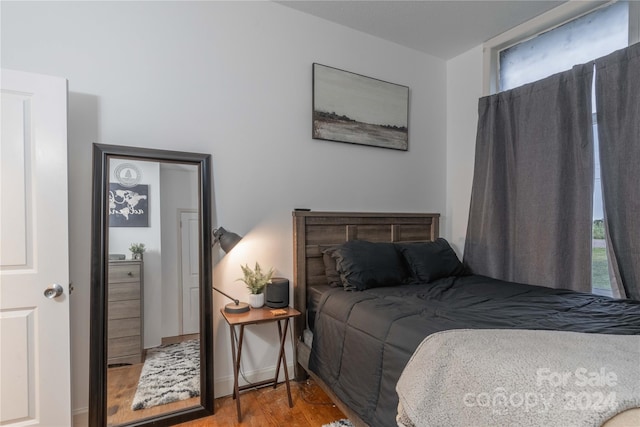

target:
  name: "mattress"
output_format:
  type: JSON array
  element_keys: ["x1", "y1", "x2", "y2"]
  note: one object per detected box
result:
[{"x1": 309, "y1": 274, "x2": 640, "y2": 427}]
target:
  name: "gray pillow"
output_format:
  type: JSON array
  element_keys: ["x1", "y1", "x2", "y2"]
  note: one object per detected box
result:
[
  {"x1": 397, "y1": 238, "x2": 466, "y2": 283},
  {"x1": 322, "y1": 247, "x2": 342, "y2": 288},
  {"x1": 331, "y1": 240, "x2": 408, "y2": 291}
]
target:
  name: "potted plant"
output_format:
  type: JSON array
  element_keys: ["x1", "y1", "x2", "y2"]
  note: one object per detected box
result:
[
  {"x1": 237, "y1": 262, "x2": 274, "y2": 308},
  {"x1": 129, "y1": 243, "x2": 146, "y2": 260}
]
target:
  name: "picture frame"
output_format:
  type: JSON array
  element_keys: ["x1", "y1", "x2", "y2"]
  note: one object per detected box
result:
[
  {"x1": 312, "y1": 63, "x2": 409, "y2": 151},
  {"x1": 108, "y1": 183, "x2": 149, "y2": 227}
]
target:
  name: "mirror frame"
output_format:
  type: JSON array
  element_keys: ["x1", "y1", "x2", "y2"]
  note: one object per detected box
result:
[{"x1": 89, "y1": 143, "x2": 214, "y2": 426}]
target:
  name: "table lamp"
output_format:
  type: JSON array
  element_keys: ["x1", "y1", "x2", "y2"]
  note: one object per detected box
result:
[{"x1": 212, "y1": 227, "x2": 250, "y2": 313}]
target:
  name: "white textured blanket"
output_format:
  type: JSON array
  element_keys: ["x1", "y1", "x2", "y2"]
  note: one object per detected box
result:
[{"x1": 396, "y1": 329, "x2": 640, "y2": 427}]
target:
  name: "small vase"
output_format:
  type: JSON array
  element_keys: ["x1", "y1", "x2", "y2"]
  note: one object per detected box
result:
[
  {"x1": 248, "y1": 293, "x2": 264, "y2": 308},
  {"x1": 132, "y1": 253, "x2": 143, "y2": 260}
]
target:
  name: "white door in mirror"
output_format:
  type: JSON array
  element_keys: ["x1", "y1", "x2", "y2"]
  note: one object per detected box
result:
[
  {"x1": 181, "y1": 211, "x2": 200, "y2": 334},
  {"x1": 0, "y1": 69, "x2": 71, "y2": 426}
]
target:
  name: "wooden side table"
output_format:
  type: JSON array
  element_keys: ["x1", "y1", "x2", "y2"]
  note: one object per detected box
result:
[{"x1": 220, "y1": 306, "x2": 301, "y2": 422}]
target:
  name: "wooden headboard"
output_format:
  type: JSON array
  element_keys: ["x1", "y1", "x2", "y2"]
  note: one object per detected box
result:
[{"x1": 292, "y1": 211, "x2": 440, "y2": 346}]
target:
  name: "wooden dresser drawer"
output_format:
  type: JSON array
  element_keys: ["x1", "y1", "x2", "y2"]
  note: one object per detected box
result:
[
  {"x1": 108, "y1": 263, "x2": 141, "y2": 283},
  {"x1": 108, "y1": 335, "x2": 141, "y2": 361},
  {"x1": 108, "y1": 300, "x2": 141, "y2": 320},
  {"x1": 108, "y1": 317, "x2": 141, "y2": 339},
  {"x1": 108, "y1": 282, "x2": 141, "y2": 302}
]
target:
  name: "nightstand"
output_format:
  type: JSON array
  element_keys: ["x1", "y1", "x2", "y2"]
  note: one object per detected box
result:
[{"x1": 220, "y1": 306, "x2": 301, "y2": 422}]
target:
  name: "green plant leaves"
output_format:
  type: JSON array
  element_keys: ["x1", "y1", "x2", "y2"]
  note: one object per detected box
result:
[{"x1": 236, "y1": 262, "x2": 274, "y2": 294}]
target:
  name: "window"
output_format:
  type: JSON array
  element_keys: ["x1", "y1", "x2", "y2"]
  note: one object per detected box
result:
[
  {"x1": 499, "y1": 1, "x2": 628, "y2": 91},
  {"x1": 485, "y1": 1, "x2": 637, "y2": 296},
  {"x1": 483, "y1": 1, "x2": 640, "y2": 95}
]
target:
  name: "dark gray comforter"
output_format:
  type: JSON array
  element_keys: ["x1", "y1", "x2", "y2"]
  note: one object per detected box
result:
[{"x1": 308, "y1": 275, "x2": 640, "y2": 427}]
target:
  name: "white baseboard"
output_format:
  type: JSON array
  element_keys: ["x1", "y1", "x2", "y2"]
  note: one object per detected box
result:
[{"x1": 72, "y1": 408, "x2": 88, "y2": 427}]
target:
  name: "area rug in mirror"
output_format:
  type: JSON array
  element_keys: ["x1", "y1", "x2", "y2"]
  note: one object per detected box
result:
[{"x1": 132, "y1": 339, "x2": 200, "y2": 410}]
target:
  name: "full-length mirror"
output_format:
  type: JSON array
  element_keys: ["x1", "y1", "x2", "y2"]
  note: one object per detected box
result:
[{"x1": 90, "y1": 144, "x2": 213, "y2": 426}]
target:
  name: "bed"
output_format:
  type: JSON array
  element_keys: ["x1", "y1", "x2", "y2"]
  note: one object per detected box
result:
[{"x1": 292, "y1": 211, "x2": 640, "y2": 427}]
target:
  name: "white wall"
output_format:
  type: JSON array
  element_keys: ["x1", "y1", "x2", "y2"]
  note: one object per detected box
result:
[
  {"x1": 445, "y1": 46, "x2": 485, "y2": 256},
  {"x1": 1, "y1": 0, "x2": 447, "y2": 414}
]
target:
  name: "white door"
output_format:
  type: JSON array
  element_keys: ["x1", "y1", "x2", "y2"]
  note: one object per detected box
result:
[
  {"x1": 0, "y1": 69, "x2": 71, "y2": 426},
  {"x1": 180, "y1": 211, "x2": 199, "y2": 334}
]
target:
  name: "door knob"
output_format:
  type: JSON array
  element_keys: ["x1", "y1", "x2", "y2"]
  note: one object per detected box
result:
[{"x1": 44, "y1": 283, "x2": 64, "y2": 299}]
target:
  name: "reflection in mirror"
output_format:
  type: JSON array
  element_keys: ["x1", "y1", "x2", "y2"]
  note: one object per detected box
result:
[
  {"x1": 107, "y1": 159, "x2": 200, "y2": 425},
  {"x1": 90, "y1": 144, "x2": 213, "y2": 427}
]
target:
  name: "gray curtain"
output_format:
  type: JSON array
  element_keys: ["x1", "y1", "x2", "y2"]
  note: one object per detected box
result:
[
  {"x1": 595, "y1": 43, "x2": 640, "y2": 300},
  {"x1": 464, "y1": 63, "x2": 594, "y2": 292}
]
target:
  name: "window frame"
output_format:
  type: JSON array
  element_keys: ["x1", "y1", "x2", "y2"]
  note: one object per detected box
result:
[{"x1": 483, "y1": 0, "x2": 640, "y2": 95}]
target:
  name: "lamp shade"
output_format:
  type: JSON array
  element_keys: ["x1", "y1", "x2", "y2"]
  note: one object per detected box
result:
[{"x1": 213, "y1": 227, "x2": 242, "y2": 253}]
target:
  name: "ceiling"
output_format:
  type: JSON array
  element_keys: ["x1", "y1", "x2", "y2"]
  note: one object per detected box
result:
[{"x1": 276, "y1": 0, "x2": 567, "y2": 60}]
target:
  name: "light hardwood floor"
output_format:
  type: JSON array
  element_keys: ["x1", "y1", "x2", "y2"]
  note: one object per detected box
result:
[
  {"x1": 175, "y1": 379, "x2": 346, "y2": 427},
  {"x1": 105, "y1": 332, "x2": 345, "y2": 426},
  {"x1": 106, "y1": 361, "x2": 344, "y2": 426},
  {"x1": 104, "y1": 375, "x2": 344, "y2": 426}
]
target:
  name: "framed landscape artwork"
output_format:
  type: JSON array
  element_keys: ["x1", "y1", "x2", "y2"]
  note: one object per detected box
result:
[{"x1": 312, "y1": 63, "x2": 409, "y2": 151}]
